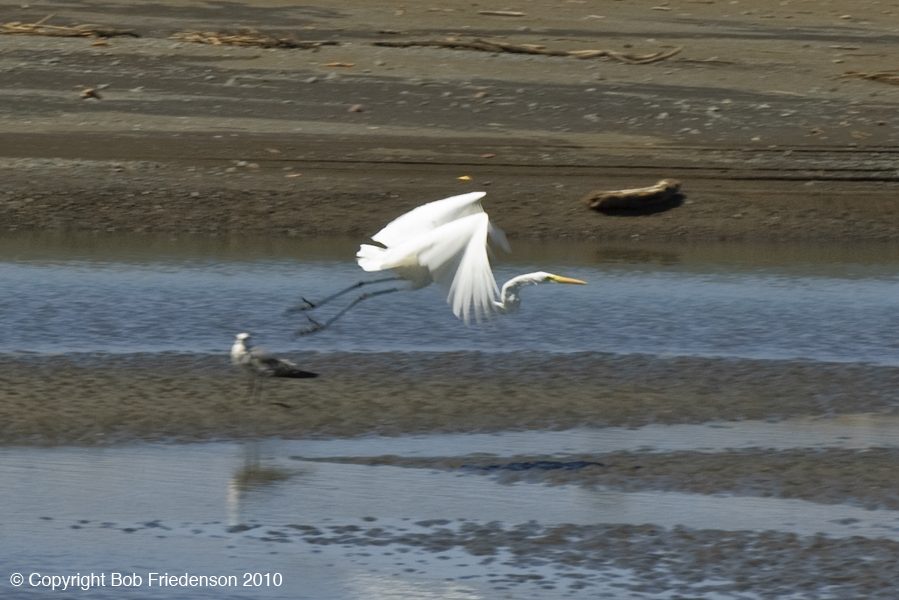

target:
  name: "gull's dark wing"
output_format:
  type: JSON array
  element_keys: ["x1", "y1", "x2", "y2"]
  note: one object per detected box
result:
[{"x1": 252, "y1": 354, "x2": 318, "y2": 379}]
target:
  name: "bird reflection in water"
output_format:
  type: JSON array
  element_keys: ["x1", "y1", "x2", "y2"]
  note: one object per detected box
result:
[{"x1": 227, "y1": 442, "x2": 291, "y2": 526}]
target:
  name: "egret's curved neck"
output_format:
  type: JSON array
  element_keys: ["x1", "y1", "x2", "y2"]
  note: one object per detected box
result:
[{"x1": 495, "y1": 273, "x2": 543, "y2": 314}]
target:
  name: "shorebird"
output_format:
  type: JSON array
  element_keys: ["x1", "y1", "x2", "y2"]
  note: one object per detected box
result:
[
  {"x1": 230, "y1": 333, "x2": 318, "y2": 404},
  {"x1": 288, "y1": 191, "x2": 585, "y2": 334}
]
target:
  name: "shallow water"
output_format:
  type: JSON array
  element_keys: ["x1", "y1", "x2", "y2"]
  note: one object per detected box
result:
[
  {"x1": 3, "y1": 433, "x2": 899, "y2": 600},
  {"x1": 1, "y1": 234, "x2": 898, "y2": 363},
  {"x1": 5, "y1": 234, "x2": 899, "y2": 598}
]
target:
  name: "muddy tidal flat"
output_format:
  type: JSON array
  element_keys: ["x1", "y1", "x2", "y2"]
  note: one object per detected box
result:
[
  {"x1": 3, "y1": 1, "x2": 899, "y2": 598},
  {"x1": 2, "y1": 0, "x2": 899, "y2": 241}
]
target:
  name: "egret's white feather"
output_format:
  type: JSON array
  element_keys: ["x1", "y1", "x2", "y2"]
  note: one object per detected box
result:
[
  {"x1": 416, "y1": 213, "x2": 500, "y2": 323},
  {"x1": 371, "y1": 191, "x2": 488, "y2": 248},
  {"x1": 356, "y1": 243, "x2": 388, "y2": 272},
  {"x1": 487, "y1": 220, "x2": 511, "y2": 254},
  {"x1": 356, "y1": 212, "x2": 501, "y2": 322}
]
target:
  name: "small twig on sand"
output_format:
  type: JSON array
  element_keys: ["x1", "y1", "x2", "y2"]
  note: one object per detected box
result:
[
  {"x1": 170, "y1": 30, "x2": 338, "y2": 50},
  {"x1": 477, "y1": 11, "x2": 526, "y2": 16},
  {"x1": 79, "y1": 87, "x2": 102, "y2": 100},
  {"x1": 1, "y1": 14, "x2": 139, "y2": 38},
  {"x1": 838, "y1": 71, "x2": 899, "y2": 86},
  {"x1": 373, "y1": 39, "x2": 682, "y2": 63}
]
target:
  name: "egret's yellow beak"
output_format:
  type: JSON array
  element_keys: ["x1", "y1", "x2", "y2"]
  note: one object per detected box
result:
[{"x1": 549, "y1": 275, "x2": 587, "y2": 285}]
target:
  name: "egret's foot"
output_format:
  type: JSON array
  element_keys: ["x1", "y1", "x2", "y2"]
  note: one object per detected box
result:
[
  {"x1": 295, "y1": 325, "x2": 323, "y2": 337},
  {"x1": 285, "y1": 297, "x2": 316, "y2": 314},
  {"x1": 294, "y1": 315, "x2": 325, "y2": 337}
]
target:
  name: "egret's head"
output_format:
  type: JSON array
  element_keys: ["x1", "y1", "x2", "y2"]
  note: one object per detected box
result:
[
  {"x1": 539, "y1": 272, "x2": 588, "y2": 285},
  {"x1": 235, "y1": 333, "x2": 251, "y2": 342},
  {"x1": 496, "y1": 271, "x2": 587, "y2": 315}
]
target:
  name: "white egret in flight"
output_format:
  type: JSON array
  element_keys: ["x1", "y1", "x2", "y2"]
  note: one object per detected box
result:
[
  {"x1": 290, "y1": 191, "x2": 586, "y2": 334},
  {"x1": 231, "y1": 333, "x2": 317, "y2": 403}
]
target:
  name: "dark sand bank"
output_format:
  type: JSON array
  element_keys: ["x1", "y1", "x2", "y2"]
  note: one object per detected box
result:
[
  {"x1": 310, "y1": 447, "x2": 899, "y2": 511},
  {"x1": 2, "y1": 352, "x2": 897, "y2": 445},
  {"x1": 2, "y1": 0, "x2": 899, "y2": 241}
]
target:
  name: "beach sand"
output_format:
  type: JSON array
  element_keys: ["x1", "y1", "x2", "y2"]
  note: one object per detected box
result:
[{"x1": 1, "y1": 0, "x2": 899, "y2": 242}]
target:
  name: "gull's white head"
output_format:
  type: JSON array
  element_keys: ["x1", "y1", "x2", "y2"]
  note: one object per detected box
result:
[{"x1": 231, "y1": 333, "x2": 252, "y2": 364}]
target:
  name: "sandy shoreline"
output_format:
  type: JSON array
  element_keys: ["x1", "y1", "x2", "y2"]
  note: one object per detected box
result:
[{"x1": 2, "y1": 0, "x2": 899, "y2": 241}]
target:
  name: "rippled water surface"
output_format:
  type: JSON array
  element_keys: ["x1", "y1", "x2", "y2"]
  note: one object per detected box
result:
[
  {"x1": 4, "y1": 234, "x2": 899, "y2": 599},
  {"x1": 4, "y1": 428, "x2": 899, "y2": 600},
  {"x1": 2, "y1": 234, "x2": 898, "y2": 362}
]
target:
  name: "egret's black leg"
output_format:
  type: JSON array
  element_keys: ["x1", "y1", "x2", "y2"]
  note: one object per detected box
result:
[
  {"x1": 296, "y1": 311, "x2": 329, "y2": 337},
  {"x1": 286, "y1": 277, "x2": 401, "y2": 314},
  {"x1": 290, "y1": 297, "x2": 316, "y2": 312},
  {"x1": 294, "y1": 288, "x2": 402, "y2": 336}
]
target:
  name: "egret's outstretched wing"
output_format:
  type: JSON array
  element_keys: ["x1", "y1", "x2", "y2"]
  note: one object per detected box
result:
[
  {"x1": 486, "y1": 220, "x2": 511, "y2": 255},
  {"x1": 442, "y1": 214, "x2": 502, "y2": 323},
  {"x1": 373, "y1": 192, "x2": 495, "y2": 248},
  {"x1": 419, "y1": 213, "x2": 500, "y2": 323},
  {"x1": 360, "y1": 213, "x2": 500, "y2": 323}
]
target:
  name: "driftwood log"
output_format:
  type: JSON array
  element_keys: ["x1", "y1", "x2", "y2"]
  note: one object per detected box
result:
[
  {"x1": 170, "y1": 30, "x2": 338, "y2": 50},
  {"x1": 2, "y1": 14, "x2": 139, "y2": 38},
  {"x1": 374, "y1": 39, "x2": 682, "y2": 64},
  {"x1": 838, "y1": 71, "x2": 899, "y2": 86},
  {"x1": 583, "y1": 179, "x2": 682, "y2": 211}
]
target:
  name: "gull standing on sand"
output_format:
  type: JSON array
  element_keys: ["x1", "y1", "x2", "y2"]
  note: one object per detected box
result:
[{"x1": 230, "y1": 333, "x2": 318, "y2": 404}]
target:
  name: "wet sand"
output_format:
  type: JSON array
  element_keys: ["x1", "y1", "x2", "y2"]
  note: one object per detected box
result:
[
  {"x1": 3, "y1": 351, "x2": 898, "y2": 445},
  {"x1": 284, "y1": 520, "x2": 899, "y2": 598},
  {"x1": 309, "y1": 448, "x2": 899, "y2": 511}
]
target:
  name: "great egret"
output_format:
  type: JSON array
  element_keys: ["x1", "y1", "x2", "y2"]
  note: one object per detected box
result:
[
  {"x1": 231, "y1": 333, "x2": 317, "y2": 403},
  {"x1": 291, "y1": 191, "x2": 586, "y2": 333}
]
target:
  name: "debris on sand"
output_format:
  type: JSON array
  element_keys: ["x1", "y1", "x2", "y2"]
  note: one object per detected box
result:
[
  {"x1": 583, "y1": 179, "x2": 682, "y2": 211},
  {"x1": 1, "y1": 14, "x2": 139, "y2": 38},
  {"x1": 838, "y1": 71, "x2": 899, "y2": 86},
  {"x1": 170, "y1": 30, "x2": 339, "y2": 50},
  {"x1": 373, "y1": 39, "x2": 682, "y2": 64},
  {"x1": 79, "y1": 87, "x2": 102, "y2": 100},
  {"x1": 477, "y1": 10, "x2": 527, "y2": 17}
]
